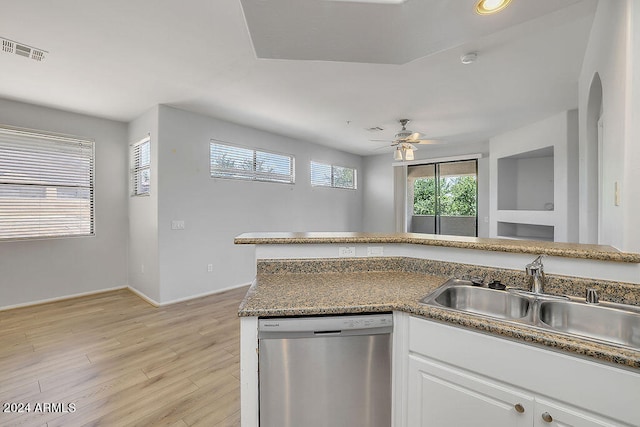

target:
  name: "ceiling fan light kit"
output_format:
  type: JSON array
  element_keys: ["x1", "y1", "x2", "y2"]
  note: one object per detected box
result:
[
  {"x1": 404, "y1": 147, "x2": 414, "y2": 160},
  {"x1": 376, "y1": 119, "x2": 445, "y2": 160}
]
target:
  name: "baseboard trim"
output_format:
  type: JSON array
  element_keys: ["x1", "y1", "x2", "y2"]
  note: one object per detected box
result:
[
  {"x1": 0, "y1": 286, "x2": 128, "y2": 312},
  {"x1": 126, "y1": 286, "x2": 161, "y2": 307},
  {"x1": 152, "y1": 282, "x2": 251, "y2": 307},
  {"x1": 0, "y1": 283, "x2": 251, "y2": 312}
]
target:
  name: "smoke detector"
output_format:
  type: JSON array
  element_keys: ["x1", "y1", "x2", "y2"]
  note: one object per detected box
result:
[
  {"x1": 461, "y1": 52, "x2": 478, "y2": 65},
  {"x1": 1, "y1": 37, "x2": 47, "y2": 62}
]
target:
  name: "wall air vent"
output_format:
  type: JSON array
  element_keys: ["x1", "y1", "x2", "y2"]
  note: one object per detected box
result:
[{"x1": 0, "y1": 37, "x2": 47, "y2": 61}]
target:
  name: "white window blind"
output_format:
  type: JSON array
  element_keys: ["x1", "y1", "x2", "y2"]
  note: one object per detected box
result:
[
  {"x1": 131, "y1": 136, "x2": 150, "y2": 196},
  {"x1": 210, "y1": 140, "x2": 295, "y2": 184},
  {"x1": 0, "y1": 126, "x2": 95, "y2": 240},
  {"x1": 310, "y1": 161, "x2": 357, "y2": 189}
]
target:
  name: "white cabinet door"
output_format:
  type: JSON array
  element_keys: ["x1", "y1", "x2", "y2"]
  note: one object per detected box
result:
[
  {"x1": 534, "y1": 398, "x2": 627, "y2": 427},
  {"x1": 407, "y1": 354, "x2": 533, "y2": 427}
]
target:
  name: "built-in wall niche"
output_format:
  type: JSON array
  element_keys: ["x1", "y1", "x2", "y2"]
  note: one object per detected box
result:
[
  {"x1": 497, "y1": 146, "x2": 554, "y2": 211},
  {"x1": 497, "y1": 221, "x2": 554, "y2": 241}
]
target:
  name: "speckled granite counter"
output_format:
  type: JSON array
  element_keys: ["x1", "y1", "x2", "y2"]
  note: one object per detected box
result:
[
  {"x1": 238, "y1": 258, "x2": 640, "y2": 369},
  {"x1": 235, "y1": 232, "x2": 640, "y2": 263}
]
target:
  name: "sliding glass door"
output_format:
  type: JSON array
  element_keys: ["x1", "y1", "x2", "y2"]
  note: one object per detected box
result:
[{"x1": 407, "y1": 160, "x2": 477, "y2": 237}]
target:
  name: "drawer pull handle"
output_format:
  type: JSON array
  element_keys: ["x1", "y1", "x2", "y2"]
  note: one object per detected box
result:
[
  {"x1": 542, "y1": 412, "x2": 553, "y2": 423},
  {"x1": 514, "y1": 403, "x2": 525, "y2": 413}
]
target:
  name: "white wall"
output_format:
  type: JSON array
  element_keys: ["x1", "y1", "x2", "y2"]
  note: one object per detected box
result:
[
  {"x1": 362, "y1": 141, "x2": 490, "y2": 237},
  {"x1": 490, "y1": 110, "x2": 578, "y2": 243},
  {"x1": 579, "y1": 0, "x2": 629, "y2": 249},
  {"x1": 362, "y1": 154, "x2": 395, "y2": 232},
  {"x1": 128, "y1": 106, "x2": 160, "y2": 302},
  {"x1": 154, "y1": 105, "x2": 363, "y2": 303},
  {"x1": 0, "y1": 98, "x2": 128, "y2": 309},
  {"x1": 624, "y1": 1, "x2": 640, "y2": 253}
]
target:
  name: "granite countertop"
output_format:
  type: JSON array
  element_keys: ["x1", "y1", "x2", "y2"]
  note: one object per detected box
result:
[
  {"x1": 234, "y1": 231, "x2": 640, "y2": 263},
  {"x1": 239, "y1": 258, "x2": 640, "y2": 370}
]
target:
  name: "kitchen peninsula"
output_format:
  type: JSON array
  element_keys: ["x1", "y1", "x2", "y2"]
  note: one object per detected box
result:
[{"x1": 236, "y1": 232, "x2": 640, "y2": 427}]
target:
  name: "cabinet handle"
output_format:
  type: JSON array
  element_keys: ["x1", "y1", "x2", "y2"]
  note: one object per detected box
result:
[
  {"x1": 514, "y1": 403, "x2": 525, "y2": 413},
  {"x1": 541, "y1": 412, "x2": 553, "y2": 423}
]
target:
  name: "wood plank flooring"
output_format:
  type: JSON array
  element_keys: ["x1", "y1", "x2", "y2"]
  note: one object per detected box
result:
[{"x1": 0, "y1": 286, "x2": 249, "y2": 427}]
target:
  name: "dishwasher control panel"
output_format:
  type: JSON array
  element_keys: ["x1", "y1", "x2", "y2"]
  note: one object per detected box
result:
[{"x1": 258, "y1": 313, "x2": 393, "y2": 337}]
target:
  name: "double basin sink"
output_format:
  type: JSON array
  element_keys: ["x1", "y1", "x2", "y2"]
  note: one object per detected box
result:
[{"x1": 420, "y1": 279, "x2": 640, "y2": 350}]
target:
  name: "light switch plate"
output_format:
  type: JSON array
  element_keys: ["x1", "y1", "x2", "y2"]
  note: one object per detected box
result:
[{"x1": 171, "y1": 220, "x2": 185, "y2": 230}]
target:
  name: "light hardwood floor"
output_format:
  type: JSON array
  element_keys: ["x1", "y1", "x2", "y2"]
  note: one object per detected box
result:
[{"x1": 0, "y1": 286, "x2": 249, "y2": 427}]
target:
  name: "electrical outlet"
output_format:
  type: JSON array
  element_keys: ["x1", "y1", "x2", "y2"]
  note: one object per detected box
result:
[
  {"x1": 141, "y1": 264, "x2": 145, "y2": 274},
  {"x1": 367, "y1": 246, "x2": 384, "y2": 256},
  {"x1": 207, "y1": 264, "x2": 213, "y2": 272},
  {"x1": 338, "y1": 246, "x2": 356, "y2": 257},
  {"x1": 171, "y1": 220, "x2": 185, "y2": 230}
]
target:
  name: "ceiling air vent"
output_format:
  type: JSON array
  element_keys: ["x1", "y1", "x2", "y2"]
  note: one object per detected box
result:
[
  {"x1": 2, "y1": 39, "x2": 14, "y2": 53},
  {"x1": 0, "y1": 37, "x2": 47, "y2": 61}
]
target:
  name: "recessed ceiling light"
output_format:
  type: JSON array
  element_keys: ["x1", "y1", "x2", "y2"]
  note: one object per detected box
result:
[{"x1": 475, "y1": 0, "x2": 512, "y2": 15}]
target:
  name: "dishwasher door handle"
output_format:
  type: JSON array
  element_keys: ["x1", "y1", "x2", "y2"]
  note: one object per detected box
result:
[{"x1": 314, "y1": 330, "x2": 342, "y2": 336}]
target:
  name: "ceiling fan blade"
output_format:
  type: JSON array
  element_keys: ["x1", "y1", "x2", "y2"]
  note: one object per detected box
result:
[{"x1": 415, "y1": 139, "x2": 445, "y2": 145}]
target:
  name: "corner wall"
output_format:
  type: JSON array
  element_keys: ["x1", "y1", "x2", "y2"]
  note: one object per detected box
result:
[
  {"x1": 0, "y1": 98, "x2": 128, "y2": 309},
  {"x1": 128, "y1": 106, "x2": 160, "y2": 303},
  {"x1": 578, "y1": 0, "x2": 629, "y2": 249}
]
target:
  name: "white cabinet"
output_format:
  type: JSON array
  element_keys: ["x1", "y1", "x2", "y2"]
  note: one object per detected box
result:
[
  {"x1": 407, "y1": 354, "x2": 533, "y2": 427},
  {"x1": 533, "y1": 399, "x2": 619, "y2": 427},
  {"x1": 403, "y1": 315, "x2": 640, "y2": 427}
]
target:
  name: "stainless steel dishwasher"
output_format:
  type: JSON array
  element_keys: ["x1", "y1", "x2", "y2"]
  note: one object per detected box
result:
[{"x1": 258, "y1": 313, "x2": 393, "y2": 427}]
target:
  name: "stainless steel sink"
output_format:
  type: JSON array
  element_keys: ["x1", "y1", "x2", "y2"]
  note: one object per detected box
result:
[
  {"x1": 420, "y1": 278, "x2": 640, "y2": 350},
  {"x1": 420, "y1": 279, "x2": 531, "y2": 320},
  {"x1": 539, "y1": 300, "x2": 640, "y2": 349}
]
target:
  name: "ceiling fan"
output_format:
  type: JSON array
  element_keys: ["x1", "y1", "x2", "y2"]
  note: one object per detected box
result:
[{"x1": 371, "y1": 119, "x2": 444, "y2": 160}]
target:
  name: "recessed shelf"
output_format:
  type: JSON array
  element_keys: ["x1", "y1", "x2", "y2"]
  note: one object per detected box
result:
[
  {"x1": 497, "y1": 146, "x2": 554, "y2": 211},
  {"x1": 497, "y1": 221, "x2": 554, "y2": 242}
]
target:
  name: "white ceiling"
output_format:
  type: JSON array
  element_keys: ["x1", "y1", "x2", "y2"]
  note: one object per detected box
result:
[{"x1": 0, "y1": 0, "x2": 597, "y2": 155}]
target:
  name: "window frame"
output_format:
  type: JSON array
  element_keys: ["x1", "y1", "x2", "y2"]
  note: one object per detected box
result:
[
  {"x1": 209, "y1": 139, "x2": 295, "y2": 184},
  {"x1": 130, "y1": 135, "x2": 151, "y2": 197},
  {"x1": 310, "y1": 161, "x2": 358, "y2": 190},
  {"x1": 0, "y1": 125, "x2": 95, "y2": 241}
]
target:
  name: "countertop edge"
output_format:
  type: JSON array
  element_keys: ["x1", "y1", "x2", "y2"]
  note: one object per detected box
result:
[
  {"x1": 239, "y1": 301, "x2": 640, "y2": 370},
  {"x1": 234, "y1": 233, "x2": 640, "y2": 263}
]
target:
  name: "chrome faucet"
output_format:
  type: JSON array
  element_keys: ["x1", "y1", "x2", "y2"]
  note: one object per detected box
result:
[{"x1": 525, "y1": 255, "x2": 545, "y2": 295}]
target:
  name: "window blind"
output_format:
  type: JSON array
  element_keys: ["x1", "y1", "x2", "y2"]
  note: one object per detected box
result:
[
  {"x1": 0, "y1": 126, "x2": 95, "y2": 240},
  {"x1": 131, "y1": 136, "x2": 150, "y2": 196},
  {"x1": 310, "y1": 161, "x2": 357, "y2": 189},
  {"x1": 210, "y1": 140, "x2": 295, "y2": 184}
]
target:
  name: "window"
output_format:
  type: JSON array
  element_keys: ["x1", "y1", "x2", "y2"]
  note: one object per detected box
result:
[
  {"x1": 131, "y1": 136, "x2": 150, "y2": 196},
  {"x1": 310, "y1": 161, "x2": 357, "y2": 189},
  {"x1": 0, "y1": 126, "x2": 94, "y2": 240},
  {"x1": 210, "y1": 140, "x2": 295, "y2": 184},
  {"x1": 407, "y1": 160, "x2": 477, "y2": 237}
]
